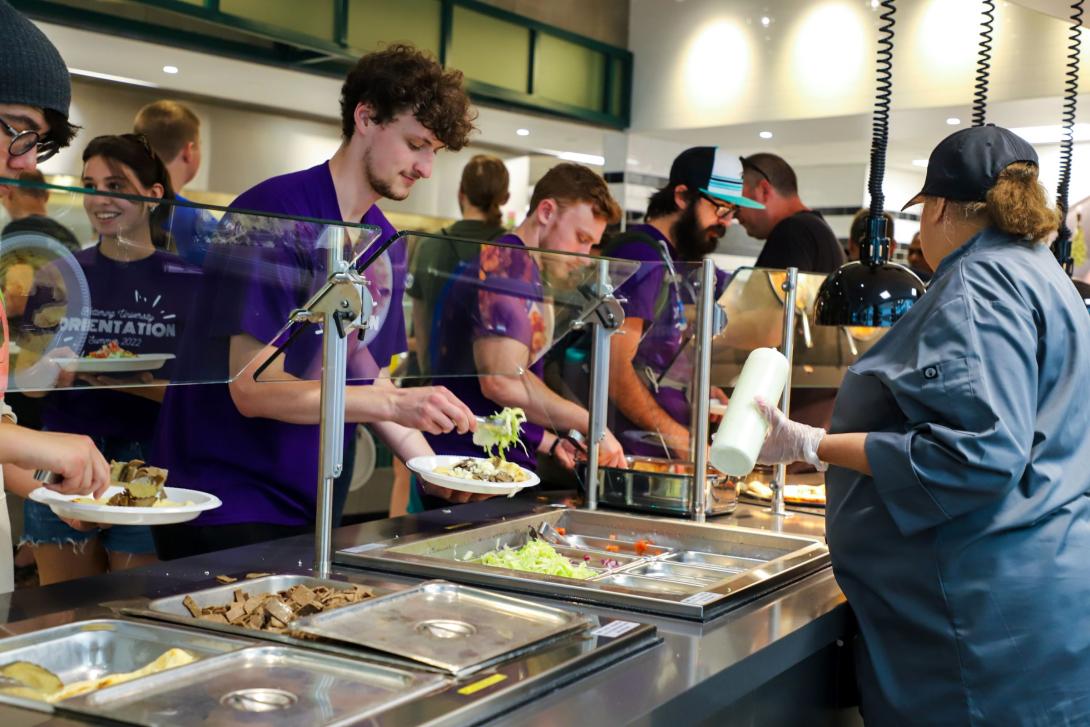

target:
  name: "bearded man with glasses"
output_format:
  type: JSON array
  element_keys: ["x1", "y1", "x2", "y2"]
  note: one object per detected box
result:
[{"x1": 590, "y1": 147, "x2": 760, "y2": 459}]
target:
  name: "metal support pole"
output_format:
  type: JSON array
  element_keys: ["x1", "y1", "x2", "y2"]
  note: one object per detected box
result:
[
  {"x1": 689, "y1": 259, "x2": 716, "y2": 522},
  {"x1": 771, "y1": 267, "x2": 798, "y2": 518},
  {"x1": 314, "y1": 227, "x2": 349, "y2": 577},
  {"x1": 585, "y1": 259, "x2": 614, "y2": 511}
]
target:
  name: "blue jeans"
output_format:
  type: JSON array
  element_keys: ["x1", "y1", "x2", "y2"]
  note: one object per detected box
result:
[{"x1": 21, "y1": 436, "x2": 156, "y2": 555}]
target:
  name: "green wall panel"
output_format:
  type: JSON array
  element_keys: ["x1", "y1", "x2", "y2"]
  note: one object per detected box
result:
[
  {"x1": 220, "y1": 0, "x2": 334, "y2": 42},
  {"x1": 347, "y1": 0, "x2": 440, "y2": 54},
  {"x1": 534, "y1": 33, "x2": 605, "y2": 111},
  {"x1": 448, "y1": 5, "x2": 529, "y2": 93},
  {"x1": 610, "y1": 56, "x2": 625, "y2": 117}
]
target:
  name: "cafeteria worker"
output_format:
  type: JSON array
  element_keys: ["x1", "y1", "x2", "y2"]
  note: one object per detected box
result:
[{"x1": 756, "y1": 125, "x2": 1090, "y2": 725}]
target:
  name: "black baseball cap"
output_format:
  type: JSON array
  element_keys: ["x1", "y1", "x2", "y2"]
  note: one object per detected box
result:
[
  {"x1": 668, "y1": 146, "x2": 764, "y2": 209},
  {"x1": 902, "y1": 124, "x2": 1038, "y2": 210}
]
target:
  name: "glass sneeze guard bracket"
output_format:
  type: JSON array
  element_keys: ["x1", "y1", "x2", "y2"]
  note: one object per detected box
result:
[
  {"x1": 251, "y1": 227, "x2": 375, "y2": 579},
  {"x1": 572, "y1": 260, "x2": 625, "y2": 512}
]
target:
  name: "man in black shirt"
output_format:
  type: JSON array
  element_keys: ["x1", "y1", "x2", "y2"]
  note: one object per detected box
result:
[{"x1": 736, "y1": 153, "x2": 844, "y2": 273}]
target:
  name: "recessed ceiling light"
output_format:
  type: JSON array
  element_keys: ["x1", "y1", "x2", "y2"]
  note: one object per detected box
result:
[
  {"x1": 516, "y1": 128, "x2": 530, "y2": 136},
  {"x1": 759, "y1": 130, "x2": 773, "y2": 139},
  {"x1": 760, "y1": 16, "x2": 771, "y2": 27},
  {"x1": 946, "y1": 117, "x2": 961, "y2": 126},
  {"x1": 162, "y1": 65, "x2": 179, "y2": 74},
  {"x1": 912, "y1": 159, "x2": 929, "y2": 167}
]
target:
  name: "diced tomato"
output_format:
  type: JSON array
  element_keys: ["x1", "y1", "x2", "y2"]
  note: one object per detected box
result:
[
  {"x1": 634, "y1": 539, "x2": 651, "y2": 556},
  {"x1": 556, "y1": 527, "x2": 566, "y2": 536},
  {"x1": 605, "y1": 544, "x2": 620, "y2": 553}
]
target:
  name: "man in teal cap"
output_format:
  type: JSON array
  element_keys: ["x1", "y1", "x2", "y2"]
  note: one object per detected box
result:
[{"x1": 602, "y1": 147, "x2": 762, "y2": 458}]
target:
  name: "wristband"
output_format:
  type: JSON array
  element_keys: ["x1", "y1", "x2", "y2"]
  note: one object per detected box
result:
[{"x1": 548, "y1": 436, "x2": 561, "y2": 458}]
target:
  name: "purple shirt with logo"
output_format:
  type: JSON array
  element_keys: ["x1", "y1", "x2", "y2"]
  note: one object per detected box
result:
[
  {"x1": 25, "y1": 248, "x2": 199, "y2": 441},
  {"x1": 152, "y1": 162, "x2": 405, "y2": 527},
  {"x1": 425, "y1": 234, "x2": 546, "y2": 470}
]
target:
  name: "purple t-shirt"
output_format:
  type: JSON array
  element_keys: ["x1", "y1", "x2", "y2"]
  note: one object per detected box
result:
[
  {"x1": 152, "y1": 162, "x2": 405, "y2": 527},
  {"x1": 26, "y1": 247, "x2": 199, "y2": 441},
  {"x1": 609, "y1": 224, "x2": 728, "y2": 455},
  {"x1": 425, "y1": 234, "x2": 546, "y2": 470}
]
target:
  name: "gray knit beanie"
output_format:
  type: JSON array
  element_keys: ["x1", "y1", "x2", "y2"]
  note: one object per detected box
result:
[{"x1": 0, "y1": 0, "x2": 71, "y2": 118}]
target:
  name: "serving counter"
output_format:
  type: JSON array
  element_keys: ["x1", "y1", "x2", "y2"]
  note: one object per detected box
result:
[{"x1": 0, "y1": 499, "x2": 861, "y2": 726}]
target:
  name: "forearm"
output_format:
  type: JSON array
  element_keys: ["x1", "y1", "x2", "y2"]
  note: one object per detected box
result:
[
  {"x1": 609, "y1": 360, "x2": 688, "y2": 445},
  {"x1": 369, "y1": 419, "x2": 433, "y2": 462},
  {"x1": 3, "y1": 463, "x2": 40, "y2": 498},
  {"x1": 483, "y1": 374, "x2": 588, "y2": 433},
  {"x1": 816, "y1": 432, "x2": 871, "y2": 475}
]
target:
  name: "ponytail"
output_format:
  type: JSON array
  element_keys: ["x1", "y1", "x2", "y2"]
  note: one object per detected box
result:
[{"x1": 984, "y1": 162, "x2": 1060, "y2": 242}]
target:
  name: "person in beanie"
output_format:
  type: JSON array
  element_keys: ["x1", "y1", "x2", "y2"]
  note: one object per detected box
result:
[
  {"x1": 0, "y1": 0, "x2": 112, "y2": 594},
  {"x1": 0, "y1": 0, "x2": 79, "y2": 178}
]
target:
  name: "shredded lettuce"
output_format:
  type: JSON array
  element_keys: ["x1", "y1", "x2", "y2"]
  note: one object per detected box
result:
[
  {"x1": 473, "y1": 407, "x2": 527, "y2": 462},
  {"x1": 479, "y1": 539, "x2": 595, "y2": 580}
]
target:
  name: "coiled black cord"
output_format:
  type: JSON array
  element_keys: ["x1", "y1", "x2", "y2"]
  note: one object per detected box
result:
[
  {"x1": 867, "y1": 0, "x2": 895, "y2": 221},
  {"x1": 863, "y1": 0, "x2": 896, "y2": 264},
  {"x1": 971, "y1": 0, "x2": 995, "y2": 126},
  {"x1": 1053, "y1": 0, "x2": 1084, "y2": 273}
]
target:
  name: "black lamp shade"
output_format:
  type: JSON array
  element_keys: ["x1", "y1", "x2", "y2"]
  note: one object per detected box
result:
[{"x1": 815, "y1": 260, "x2": 926, "y2": 326}]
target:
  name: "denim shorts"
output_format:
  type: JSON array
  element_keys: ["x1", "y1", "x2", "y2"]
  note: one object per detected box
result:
[{"x1": 21, "y1": 436, "x2": 156, "y2": 555}]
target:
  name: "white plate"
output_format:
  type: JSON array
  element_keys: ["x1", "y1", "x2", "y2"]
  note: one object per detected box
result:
[
  {"x1": 52, "y1": 353, "x2": 176, "y2": 374},
  {"x1": 52, "y1": 353, "x2": 175, "y2": 374},
  {"x1": 29, "y1": 484, "x2": 222, "y2": 525},
  {"x1": 406, "y1": 455, "x2": 540, "y2": 496}
]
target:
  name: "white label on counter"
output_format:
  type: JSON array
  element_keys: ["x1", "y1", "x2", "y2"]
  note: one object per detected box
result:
[
  {"x1": 591, "y1": 620, "x2": 640, "y2": 639},
  {"x1": 681, "y1": 591, "x2": 722, "y2": 606},
  {"x1": 342, "y1": 542, "x2": 384, "y2": 554}
]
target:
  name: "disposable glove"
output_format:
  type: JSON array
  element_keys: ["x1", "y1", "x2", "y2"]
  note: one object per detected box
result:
[{"x1": 754, "y1": 396, "x2": 828, "y2": 472}]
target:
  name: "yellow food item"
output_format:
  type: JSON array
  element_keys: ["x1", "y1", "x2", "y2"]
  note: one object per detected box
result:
[
  {"x1": 0, "y1": 661, "x2": 62, "y2": 696},
  {"x1": 48, "y1": 648, "x2": 196, "y2": 702}
]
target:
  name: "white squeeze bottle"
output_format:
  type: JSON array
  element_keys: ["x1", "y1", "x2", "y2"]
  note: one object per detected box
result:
[{"x1": 710, "y1": 348, "x2": 789, "y2": 477}]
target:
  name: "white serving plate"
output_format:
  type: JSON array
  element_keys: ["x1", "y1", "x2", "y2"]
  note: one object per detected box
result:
[
  {"x1": 52, "y1": 353, "x2": 175, "y2": 374},
  {"x1": 406, "y1": 455, "x2": 540, "y2": 496},
  {"x1": 29, "y1": 484, "x2": 222, "y2": 525}
]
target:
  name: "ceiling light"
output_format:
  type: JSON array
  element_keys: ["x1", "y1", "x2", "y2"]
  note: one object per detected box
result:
[
  {"x1": 760, "y1": 16, "x2": 771, "y2": 27},
  {"x1": 946, "y1": 117, "x2": 961, "y2": 126},
  {"x1": 759, "y1": 130, "x2": 773, "y2": 139},
  {"x1": 516, "y1": 128, "x2": 530, "y2": 136},
  {"x1": 543, "y1": 149, "x2": 606, "y2": 166},
  {"x1": 912, "y1": 159, "x2": 928, "y2": 167},
  {"x1": 162, "y1": 65, "x2": 179, "y2": 74},
  {"x1": 1008, "y1": 123, "x2": 1090, "y2": 144},
  {"x1": 68, "y1": 68, "x2": 159, "y2": 88}
]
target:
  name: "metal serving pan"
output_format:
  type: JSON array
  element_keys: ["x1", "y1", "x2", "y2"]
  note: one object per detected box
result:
[
  {"x1": 62, "y1": 645, "x2": 447, "y2": 726},
  {"x1": 292, "y1": 581, "x2": 590, "y2": 677},
  {"x1": 339, "y1": 509, "x2": 830, "y2": 620},
  {"x1": 589, "y1": 456, "x2": 738, "y2": 517},
  {"x1": 0, "y1": 619, "x2": 247, "y2": 705}
]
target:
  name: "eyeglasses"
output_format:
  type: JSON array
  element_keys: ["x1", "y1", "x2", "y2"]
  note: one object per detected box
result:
[
  {"x1": 739, "y1": 155, "x2": 773, "y2": 185},
  {"x1": 700, "y1": 193, "x2": 735, "y2": 219},
  {"x1": 0, "y1": 116, "x2": 58, "y2": 163}
]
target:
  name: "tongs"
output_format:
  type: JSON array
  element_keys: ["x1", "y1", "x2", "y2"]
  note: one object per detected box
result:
[
  {"x1": 528, "y1": 521, "x2": 572, "y2": 547},
  {"x1": 472, "y1": 414, "x2": 510, "y2": 449}
]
